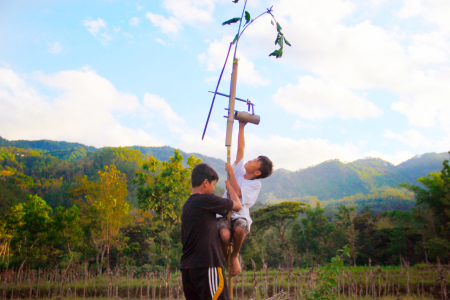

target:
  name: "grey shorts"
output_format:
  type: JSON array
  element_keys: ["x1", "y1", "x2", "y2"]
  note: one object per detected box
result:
[{"x1": 217, "y1": 217, "x2": 250, "y2": 234}]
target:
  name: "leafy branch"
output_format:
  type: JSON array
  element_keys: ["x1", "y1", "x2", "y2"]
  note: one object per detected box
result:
[
  {"x1": 222, "y1": 2, "x2": 291, "y2": 58},
  {"x1": 303, "y1": 246, "x2": 351, "y2": 300}
]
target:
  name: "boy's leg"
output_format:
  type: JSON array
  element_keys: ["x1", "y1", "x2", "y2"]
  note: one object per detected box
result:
[
  {"x1": 217, "y1": 217, "x2": 232, "y2": 260},
  {"x1": 219, "y1": 228, "x2": 231, "y2": 259},
  {"x1": 230, "y1": 219, "x2": 249, "y2": 276}
]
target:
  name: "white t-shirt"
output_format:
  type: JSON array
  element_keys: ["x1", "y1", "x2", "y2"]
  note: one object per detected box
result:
[{"x1": 217, "y1": 159, "x2": 261, "y2": 230}]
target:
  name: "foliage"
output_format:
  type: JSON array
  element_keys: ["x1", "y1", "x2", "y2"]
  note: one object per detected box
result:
[
  {"x1": 1, "y1": 137, "x2": 450, "y2": 270},
  {"x1": 3, "y1": 195, "x2": 54, "y2": 269},
  {"x1": 222, "y1": 2, "x2": 291, "y2": 58},
  {"x1": 135, "y1": 150, "x2": 201, "y2": 265},
  {"x1": 253, "y1": 201, "x2": 307, "y2": 267},
  {"x1": 303, "y1": 247, "x2": 350, "y2": 300},
  {"x1": 292, "y1": 204, "x2": 338, "y2": 266},
  {"x1": 75, "y1": 165, "x2": 131, "y2": 270}
]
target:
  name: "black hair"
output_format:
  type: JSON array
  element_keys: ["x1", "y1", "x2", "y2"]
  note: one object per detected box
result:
[
  {"x1": 255, "y1": 156, "x2": 273, "y2": 179},
  {"x1": 191, "y1": 163, "x2": 219, "y2": 188}
]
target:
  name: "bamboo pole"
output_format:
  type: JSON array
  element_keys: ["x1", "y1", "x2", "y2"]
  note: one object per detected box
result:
[{"x1": 225, "y1": 59, "x2": 239, "y2": 299}]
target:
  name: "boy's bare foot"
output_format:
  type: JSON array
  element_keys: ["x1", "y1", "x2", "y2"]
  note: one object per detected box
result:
[{"x1": 230, "y1": 255, "x2": 241, "y2": 276}]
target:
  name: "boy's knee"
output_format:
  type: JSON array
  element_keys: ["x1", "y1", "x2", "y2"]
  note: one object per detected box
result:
[
  {"x1": 219, "y1": 228, "x2": 231, "y2": 242},
  {"x1": 234, "y1": 226, "x2": 246, "y2": 237}
]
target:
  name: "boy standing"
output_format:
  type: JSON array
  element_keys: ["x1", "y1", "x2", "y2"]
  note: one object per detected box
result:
[
  {"x1": 217, "y1": 121, "x2": 273, "y2": 276},
  {"x1": 180, "y1": 163, "x2": 241, "y2": 300}
]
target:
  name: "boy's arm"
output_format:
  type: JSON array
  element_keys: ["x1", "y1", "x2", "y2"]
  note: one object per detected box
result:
[
  {"x1": 225, "y1": 180, "x2": 242, "y2": 211},
  {"x1": 225, "y1": 163, "x2": 242, "y2": 198},
  {"x1": 235, "y1": 121, "x2": 246, "y2": 165}
]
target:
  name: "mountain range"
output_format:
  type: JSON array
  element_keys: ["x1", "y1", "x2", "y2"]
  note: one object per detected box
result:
[{"x1": 1, "y1": 136, "x2": 449, "y2": 207}]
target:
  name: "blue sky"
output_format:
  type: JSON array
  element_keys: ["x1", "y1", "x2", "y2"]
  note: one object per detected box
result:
[{"x1": 1, "y1": 0, "x2": 450, "y2": 171}]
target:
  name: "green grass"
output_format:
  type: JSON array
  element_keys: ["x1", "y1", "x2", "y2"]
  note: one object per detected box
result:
[{"x1": 1, "y1": 265, "x2": 448, "y2": 299}]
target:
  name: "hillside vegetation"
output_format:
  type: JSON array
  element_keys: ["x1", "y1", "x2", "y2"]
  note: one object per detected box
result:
[
  {"x1": 1, "y1": 136, "x2": 449, "y2": 214},
  {"x1": 1, "y1": 136, "x2": 450, "y2": 276}
]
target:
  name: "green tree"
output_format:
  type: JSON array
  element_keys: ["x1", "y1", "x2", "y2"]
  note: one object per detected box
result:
[
  {"x1": 401, "y1": 154, "x2": 450, "y2": 262},
  {"x1": 353, "y1": 208, "x2": 376, "y2": 265},
  {"x1": 252, "y1": 201, "x2": 307, "y2": 267},
  {"x1": 135, "y1": 150, "x2": 200, "y2": 265},
  {"x1": 53, "y1": 205, "x2": 83, "y2": 270},
  {"x1": 71, "y1": 165, "x2": 131, "y2": 272},
  {"x1": 292, "y1": 203, "x2": 336, "y2": 266},
  {"x1": 333, "y1": 205, "x2": 358, "y2": 265},
  {"x1": 401, "y1": 162, "x2": 450, "y2": 238},
  {"x1": 5, "y1": 195, "x2": 53, "y2": 271}
]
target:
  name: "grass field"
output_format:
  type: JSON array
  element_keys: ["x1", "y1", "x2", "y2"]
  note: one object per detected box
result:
[{"x1": 1, "y1": 264, "x2": 449, "y2": 299}]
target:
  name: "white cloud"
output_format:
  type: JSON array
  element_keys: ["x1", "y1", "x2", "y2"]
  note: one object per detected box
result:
[
  {"x1": 162, "y1": 0, "x2": 215, "y2": 25},
  {"x1": 407, "y1": 31, "x2": 448, "y2": 66},
  {"x1": 129, "y1": 17, "x2": 140, "y2": 26},
  {"x1": 146, "y1": 12, "x2": 182, "y2": 34},
  {"x1": 391, "y1": 67, "x2": 450, "y2": 130},
  {"x1": 198, "y1": 36, "x2": 270, "y2": 87},
  {"x1": 47, "y1": 42, "x2": 62, "y2": 54},
  {"x1": 273, "y1": 76, "x2": 381, "y2": 121},
  {"x1": 155, "y1": 38, "x2": 165, "y2": 45},
  {"x1": 383, "y1": 129, "x2": 427, "y2": 148},
  {"x1": 146, "y1": 0, "x2": 216, "y2": 35},
  {"x1": 0, "y1": 67, "x2": 163, "y2": 147},
  {"x1": 82, "y1": 18, "x2": 112, "y2": 44},
  {"x1": 398, "y1": 0, "x2": 450, "y2": 35},
  {"x1": 142, "y1": 93, "x2": 185, "y2": 133},
  {"x1": 261, "y1": 0, "x2": 450, "y2": 136}
]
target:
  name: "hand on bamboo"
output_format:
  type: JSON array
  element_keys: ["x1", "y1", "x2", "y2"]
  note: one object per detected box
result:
[{"x1": 225, "y1": 163, "x2": 234, "y2": 175}]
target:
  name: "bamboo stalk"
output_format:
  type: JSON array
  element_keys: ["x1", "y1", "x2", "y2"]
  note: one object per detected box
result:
[{"x1": 226, "y1": 59, "x2": 239, "y2": 299}]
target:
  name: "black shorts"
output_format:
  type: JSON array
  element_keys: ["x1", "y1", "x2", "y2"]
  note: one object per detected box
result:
[{"x1": 181, "y1": 267, "x2": 229, "y2": 300}]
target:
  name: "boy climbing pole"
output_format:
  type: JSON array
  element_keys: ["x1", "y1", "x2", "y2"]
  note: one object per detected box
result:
[
  {"x1": 217, "y1": 121, "x2": 273, "y2": 276},
  {"x1": 180, "y1": 163, "x2": 242, "y2": 300}
]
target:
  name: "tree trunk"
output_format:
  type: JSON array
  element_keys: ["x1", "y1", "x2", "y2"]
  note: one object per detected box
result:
[{"x1": 107, "y1": 243, "x2": 110, "y2": 270}]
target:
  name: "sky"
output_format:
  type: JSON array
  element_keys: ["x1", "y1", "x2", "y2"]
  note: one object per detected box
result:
[{"x1": 1, "y1": 0, "x2": 450, "y2": 172}]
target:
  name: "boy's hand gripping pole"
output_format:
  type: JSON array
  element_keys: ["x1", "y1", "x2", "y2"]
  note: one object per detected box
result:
[{"x1": 225, "y1": 59, "x2": 238, "y2": 299}]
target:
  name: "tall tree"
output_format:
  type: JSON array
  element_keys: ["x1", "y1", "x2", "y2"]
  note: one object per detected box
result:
[
  {"x1": 291, "y1": 203, "x2": 336, "y2": 266},
  {"x1": 135, "y1": 150, "x2": 200, "y2": 264},
  {"x1": 334, "y1": 205, "x2": 358, "y2": 265},
  {"x1": 52, "y1": 205, "x2": 83, "y2": 271},
  {"x1": 71, "y1": 165, "x2": 131, "y2": 271},
  {"x1": 4, "y1": 195, "x2": 53, "y2": 271},
  {"x1": 252, "y1": 201, "x2": 307, "y2": 267}
]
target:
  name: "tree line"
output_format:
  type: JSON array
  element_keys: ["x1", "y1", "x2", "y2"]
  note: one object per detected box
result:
[{"x1": 0, "y1": 146, "x2": 449, "y2": 273}]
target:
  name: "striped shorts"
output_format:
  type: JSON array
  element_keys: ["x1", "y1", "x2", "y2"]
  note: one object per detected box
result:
[{"x1": 181, "y1": 266, "x2": 229, "y2": 300}]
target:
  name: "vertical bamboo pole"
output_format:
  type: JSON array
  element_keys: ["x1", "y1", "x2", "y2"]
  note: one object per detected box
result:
[{"x1": 226, "y1": 59, "x2": 239, "y2": 299}]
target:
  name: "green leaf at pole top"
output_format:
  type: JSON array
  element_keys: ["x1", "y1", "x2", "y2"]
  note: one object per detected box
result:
[
  {"x1": 245, "y1": 11, "x2": 251, "y2": 25},
  {"x1": 269, "y1": 49, "x2": 283, "y2": 58},
  {"x1": 276, "y1": 22, "x2": 282, "y2": 32},
  {"x1": 232, "y1": 0, "x2": 239, "y2": 3},
  {"x1": 232, "y1": 33, "x2": 239, "y2": 44},
  {"x1": 283, "y1": 36, "x2": 292, "y2": 46},
  {"x1": 277, "y1": 34, "x2": 283, "y2": 47},
  {"x1": 275, "y1": 34, "x2": 281, "y2": 46},
  {"x1": 222, "y1": 17, "x2": 241, "y2": 25}
]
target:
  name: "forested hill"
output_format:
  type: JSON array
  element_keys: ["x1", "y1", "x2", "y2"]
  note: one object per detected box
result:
[
  {"x1": 258, "y1": 153, "x2": 450, "y2": 203},
  {"x1": 0, "y1": 137, "x2": 226, "y2": 179},
  {"x1": 1, "y1": 136, "x2": 449, "y2": 214}
]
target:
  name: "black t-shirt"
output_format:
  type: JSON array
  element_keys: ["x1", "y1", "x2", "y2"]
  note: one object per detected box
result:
[{"x1": 180, "y1": 193, "x2": 233, "y2": 269}]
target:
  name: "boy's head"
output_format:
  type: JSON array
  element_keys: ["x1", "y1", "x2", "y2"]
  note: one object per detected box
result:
[
  {"x1": 191, "y1": 163, "x2": 219, "y2": 188},
  {"x1": 245, "y1": 156, "x2": 273, "y2": 180}
]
